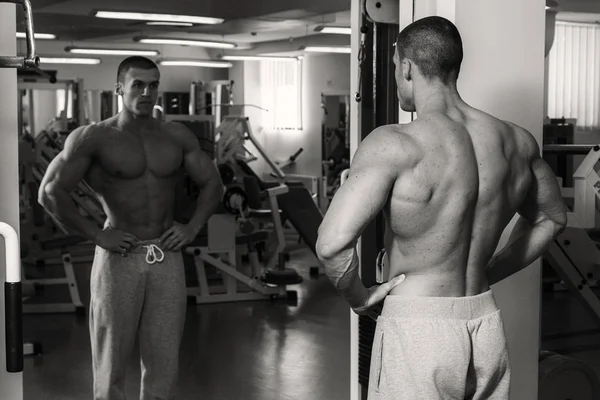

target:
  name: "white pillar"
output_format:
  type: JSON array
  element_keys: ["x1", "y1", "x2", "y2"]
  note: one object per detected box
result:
[
  {"x1": 0, "y1": 2, "x2": 24, "y2": 399},
  {"x1": 349, "y1": 1, "x2": 361, "y2": 399}
]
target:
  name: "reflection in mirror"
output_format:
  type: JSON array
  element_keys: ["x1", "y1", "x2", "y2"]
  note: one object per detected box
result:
[{"x1": 321, "y1": 93, "x2": 350, "y2": 205}]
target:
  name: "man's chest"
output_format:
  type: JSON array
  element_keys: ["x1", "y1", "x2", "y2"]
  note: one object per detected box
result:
[{"x1": 95, "y1": 130, "x2": 183, "y2": 179}]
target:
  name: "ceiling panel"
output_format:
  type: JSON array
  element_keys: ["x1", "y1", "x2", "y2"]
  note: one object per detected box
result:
[{"x1": 17, "y1": 0, "x2": 351, "y2": 44}]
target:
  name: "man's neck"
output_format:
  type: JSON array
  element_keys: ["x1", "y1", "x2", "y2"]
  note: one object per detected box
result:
[
  {"x1": 414, "y1": 80, "x2": 465, "y2": 116},
  {"x1": 117, "y1": 109, "x2": 155, "y2": 132}
]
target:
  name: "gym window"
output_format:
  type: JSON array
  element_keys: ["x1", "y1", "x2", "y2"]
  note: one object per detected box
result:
[
  {"x1": 547, "y1": 21, "x2": 600, "y2": 130},
  {"x1": 259, "y1": 59, "x2": 303, "y2": 131}
]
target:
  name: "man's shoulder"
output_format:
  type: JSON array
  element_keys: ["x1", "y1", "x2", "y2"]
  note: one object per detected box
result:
[
  {"x1": 369, "y1": 123, "x2": 417, "y2": 143},
  {"x1": 359, "y1": 124, "x2": 421, "y2": 167},
  {"x1": 161, "y1": 121, "x2": 199, "y2": 151}
]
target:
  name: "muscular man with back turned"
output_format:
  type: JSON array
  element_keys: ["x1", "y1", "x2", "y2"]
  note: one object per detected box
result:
[
  {"x1": 316, "y1": 17, "x2": 567, "y2": 399},
  {"x1": 38, "y1": 56, "x2": 223, "y2": 400}
]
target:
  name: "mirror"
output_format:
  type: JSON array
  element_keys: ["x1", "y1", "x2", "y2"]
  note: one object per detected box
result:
[{"x1": 321, "y1": 92, "x2": 350, "y2": 205}]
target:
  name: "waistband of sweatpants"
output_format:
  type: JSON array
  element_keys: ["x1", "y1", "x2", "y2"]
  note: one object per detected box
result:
[
  {"x1": 127, "y1": 239, "x2": 169, "y2": 255},
  {"x1": 381, "y1": 290, "x2": 499, "y2": 320}
]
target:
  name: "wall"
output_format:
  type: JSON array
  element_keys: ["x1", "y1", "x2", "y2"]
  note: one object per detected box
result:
[
  {"x1": 18, "y1": 40, "x2": 228, "y2": 91},
  {"x1": 236, "y1": 53, "x2": 351, "y2": 179},
  {"x1": 0, "y1": 3, "x2": 23, "y2": 399}
]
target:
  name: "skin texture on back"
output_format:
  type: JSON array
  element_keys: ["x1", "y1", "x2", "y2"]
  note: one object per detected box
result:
[
  {"x1": 316, "y1": 21, "x2": 566, "y2": 308},
  {"x1": 382, "y1": 108, "x2": 536, "y2": 297}
]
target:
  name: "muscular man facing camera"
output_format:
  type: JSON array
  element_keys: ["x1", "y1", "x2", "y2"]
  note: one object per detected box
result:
[{"x1": 39, "y1": 56, "x2": 223, "y2": 400}]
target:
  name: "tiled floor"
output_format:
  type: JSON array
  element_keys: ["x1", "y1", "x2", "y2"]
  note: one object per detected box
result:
[{"x1": 21, "y1": 249, "x2": 600, "y2": 399}]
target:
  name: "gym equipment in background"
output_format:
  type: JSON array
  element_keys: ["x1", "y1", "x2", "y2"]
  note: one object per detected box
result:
[
  {"x1": 545, "y1": 143, "x2": 600, "y2": 229},
  {"x1": 538, "y1": 351, "x2": 600, "y2": 399},
  {"x1": 185, "y1": 179, "x2": 299, "y2": 304}
]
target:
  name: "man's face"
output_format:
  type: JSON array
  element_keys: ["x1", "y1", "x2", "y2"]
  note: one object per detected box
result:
[
  {"x1": 393, "y1": 48, "x2": 415, "y2": 113},
  {"x1": 117, "y1": 67, "x2": 160, "y2": 117}
]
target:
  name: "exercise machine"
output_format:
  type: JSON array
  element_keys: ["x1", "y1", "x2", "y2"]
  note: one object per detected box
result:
[
  {"x1": 184, "y1": 180, "x2": 299, "y2": 304},
  {"x1": 215, "y1": 116, "x2": 326, "y2": 276},
  {"x1": 18, "y1": 76, "x2": 86, "y2": 138},
  {"x1": 545, "y1": 143, "x2": 600, "y2": 230}
]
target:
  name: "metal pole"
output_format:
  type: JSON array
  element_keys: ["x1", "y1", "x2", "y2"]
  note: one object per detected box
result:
[{"x1": 543, "y1": 144, "x2": 600, "y2": 155}]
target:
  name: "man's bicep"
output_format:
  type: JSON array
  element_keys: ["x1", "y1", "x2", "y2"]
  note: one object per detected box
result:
[
  {"x1": 319, "y1": 163, "x2": 395, "y2": 244},
  {"x1": 519, "y1": 157, "x2": 567, "y2": 226},
  {"x1": 183, "y1": 145, "x2": 221, "y2": 186},
  {"x1": 40, "y1": 128, "x2": 94, "y2": 193}
]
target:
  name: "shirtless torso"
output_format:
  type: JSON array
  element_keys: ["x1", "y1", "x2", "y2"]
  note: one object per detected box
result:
[
  {"x1": 384, "y1": 106, "x2": 536, "y2": 297},
  {"x1": 82, "y1": 116, "x2": 184, "y2": 239},
  {"x1": 39, "y1": 114, "x2": 220, "y2": 251}
]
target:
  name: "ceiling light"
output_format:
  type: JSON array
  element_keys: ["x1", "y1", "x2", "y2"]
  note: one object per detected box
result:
[
  {"x1": 94, "y1": 10, "x2": 223, "y2": 25},
  {"x1": 134, "y1": 37, "x2": 236, "y2": 49},
  {"x1": 66, "y1": 47, "x2": 159, "y2": 56},
  {"x1": 159, "y1": 60, "x2": 233, "y2": 68},
  {"x1": 303, "y1": 46, "x2": 351, "y2": 54},
  {"x1": 17, "y1": 32, "x2": 56, "y2": 40},
  {"x1": 40, "y1": 57, "x2": 101, "y2": 65},
  {"x1": 221, "y1": 55, "x2": 299, "y2": 61},
  {"x1": 314, "y1": 26, "x2": 352, "y2": 35},
  {"x1": 145, "y1": 21, "x2": 193, "y2": 27}
]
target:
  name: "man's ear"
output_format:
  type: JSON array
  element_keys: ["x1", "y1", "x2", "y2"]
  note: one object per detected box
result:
[
  {"x1": 114, "y1": 83, "x2": 123, "y2": 96},
  {"x1": 402, "y1": 60, "x2": 412, "y2": 81}
]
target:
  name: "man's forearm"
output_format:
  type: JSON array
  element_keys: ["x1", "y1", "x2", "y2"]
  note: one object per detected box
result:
[
  {"x1": 39, "y1": 188, "x2": 101, "y2": 242},
  {"x1": 187, "y1": 179, "x2": 223, "y2": 233},
  {"x1": 487, "y1": 217, "x2": 562, "y2": 285},
  {"x1": 319, "y1": 246, "x2": 369, "y2": 309}
]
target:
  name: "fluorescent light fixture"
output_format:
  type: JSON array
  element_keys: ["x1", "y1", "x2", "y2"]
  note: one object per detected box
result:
[
  {"x1": 134, "y1": 37, "x2": 236, "y2": 49},
  {"x1": 146, "y1": 21, "x2": 193, "y2": 27},
  {"x1": 304, "y1": 46, "x2": 351, "y2": 54},
  {"x1": 40, "y1": 57, "x2": 101, "y2": 65},
  {"x1": 66, "y1": 47, "x2": 159, "y2": 56},
  {"x1": 159, "y1": 60, "x2": 233, "y2": 68},
  {"x1": 17, "y1": 32, "x2": 56, "y2": 40},
  {"x1": 314, "y1": 26, "x2": 352, "y2": 35},
  {"x1": 94, "y1": 10, "x2": 223, "y2": 25},
  {"x1": 221, "y1": 55, "x2": 299, "y2": 61}
]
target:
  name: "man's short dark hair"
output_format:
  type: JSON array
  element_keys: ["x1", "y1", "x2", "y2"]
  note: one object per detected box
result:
[
  {"x1": 116, "y1": 56, "x2": 159, "y2": 83},
  {"x1": 395, "y1": 16, "x2": 463, "y2": 83}
]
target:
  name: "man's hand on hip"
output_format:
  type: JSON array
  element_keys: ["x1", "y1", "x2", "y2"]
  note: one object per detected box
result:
[
  {"x1": 352, "y1": 274, "x2": 406, "y2": 321},
  {"x1": 95, "y1": 227, "x2": 140, "y2": 255},
  {"x1": 160, "y1": 222, "x2": 199, "y2": 251}
]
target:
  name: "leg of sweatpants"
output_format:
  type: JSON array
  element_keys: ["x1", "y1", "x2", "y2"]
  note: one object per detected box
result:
[
  {"x1": 138, "y1": 252, "x2": 187, "y2": 400},
  {"x1": 89, "y1": 249, "x2": 147, "y2": 400},
  {"x1": 369, "y1": 317, "x2": 472, "y2": 400},
  {"x1": 466, "y1": 310, "x2": 511, "y2": 400}
]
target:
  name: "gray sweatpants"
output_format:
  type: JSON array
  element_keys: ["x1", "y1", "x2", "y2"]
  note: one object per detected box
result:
[
  {"x1": 89, "y1": 239, "x2": 187, "y2": 400},
  {"x1": 368, "y1": 290, "x2": 511, "y2": 400}
]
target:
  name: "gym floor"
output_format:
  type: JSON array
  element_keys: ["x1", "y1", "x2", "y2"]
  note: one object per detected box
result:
[
  {"x1": 22, "y1": 249, "x2": 600, "y2": 400},
  {"x1": 22, "y1": 248, "x2": 350, "y2": 400}
]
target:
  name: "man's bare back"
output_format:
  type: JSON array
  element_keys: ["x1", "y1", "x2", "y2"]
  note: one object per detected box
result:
[{"x1": 382, "y1": 106, "x2": 539, "y2": 297}]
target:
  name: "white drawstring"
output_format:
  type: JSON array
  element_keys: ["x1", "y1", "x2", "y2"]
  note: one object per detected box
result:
[{"x1": 143, "y1": 244, "x2": 165, "y2": 265}]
